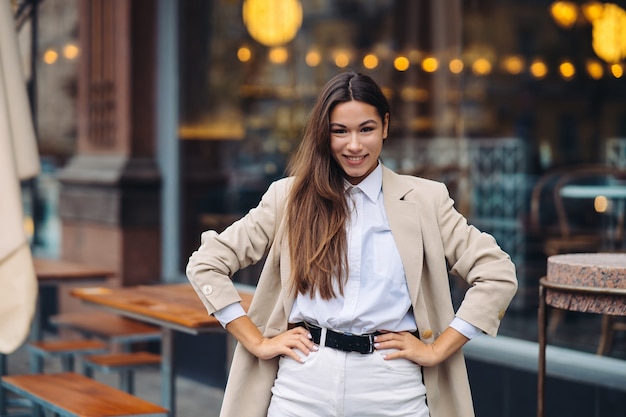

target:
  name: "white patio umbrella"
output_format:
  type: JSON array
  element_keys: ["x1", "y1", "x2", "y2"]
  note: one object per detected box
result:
[{"x1": 0, "y1": 0, "x2": 41, "y2": 354}]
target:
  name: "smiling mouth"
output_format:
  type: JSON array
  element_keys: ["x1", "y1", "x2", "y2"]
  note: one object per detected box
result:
[{"x1": 345, "y1": 155, "x2": 366, "y2": 162}]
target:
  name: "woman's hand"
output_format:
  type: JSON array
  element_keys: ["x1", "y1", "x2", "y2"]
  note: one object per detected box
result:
[
  {"x1": 225, "y1": 316, "x2": 317, "y2": 363},
  {"x1": 374, "y1": 327, "x2": 469, "y2": 367},
  {"x1": 248, "y1": 326, "x2": 318, "y2": 362}
]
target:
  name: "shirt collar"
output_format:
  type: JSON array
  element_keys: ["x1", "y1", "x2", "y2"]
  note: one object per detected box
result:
[{"x1": 347, "y1": 162, "x2": 382, "y2": 203}]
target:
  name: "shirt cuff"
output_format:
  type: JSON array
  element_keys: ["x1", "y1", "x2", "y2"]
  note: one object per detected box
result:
[
  {"x1": 450, "y1": 317, "x2": 483, "y2": 340},
  {"x1": 213, "y1": 302, "x2": 247, "y2": 328}
]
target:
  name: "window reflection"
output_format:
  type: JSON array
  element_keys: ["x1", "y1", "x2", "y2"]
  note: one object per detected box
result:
[{"x1": 173, "y1": 0, "x2": 626, "y2": 356}]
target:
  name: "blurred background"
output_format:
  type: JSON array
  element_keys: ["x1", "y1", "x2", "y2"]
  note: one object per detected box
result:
[{"x1": 11, "y1": 0, "x2": 626, "y2": 414}]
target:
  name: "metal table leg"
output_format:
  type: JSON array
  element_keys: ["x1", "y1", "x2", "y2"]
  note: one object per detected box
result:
[
  {"x1": 161, "y1": 328, "x2": 176, "y2": 417},
  {"x1": 537, "y1": 280, "x2": 548, "y2": 417}
]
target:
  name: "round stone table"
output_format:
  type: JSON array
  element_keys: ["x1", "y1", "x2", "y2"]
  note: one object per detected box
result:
[{"x1": 538, "y1": 253, "x2": 626, "y2": 417}]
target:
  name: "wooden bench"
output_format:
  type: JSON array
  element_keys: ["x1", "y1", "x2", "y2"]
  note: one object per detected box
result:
[
  {"x1": 30, "y1": 312, "x2": 162, "y2": 378},
  {"x1": 1, "y1": 372, "x2": 168, "y2": 416},
  {"x1": 49, "y1": 312, "x2": 162, "y2": 345},
  {"x1": 83, "y1": 352, "x2": 161, "y2": 394},
  {"x1": 28, "y1": 340, "x2": 108, "y2": 372}
]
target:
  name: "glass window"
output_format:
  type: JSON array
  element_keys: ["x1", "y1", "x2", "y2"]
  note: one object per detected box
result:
[{"x1": 177, "y1": 1, "x2": 626, "y2": 358}]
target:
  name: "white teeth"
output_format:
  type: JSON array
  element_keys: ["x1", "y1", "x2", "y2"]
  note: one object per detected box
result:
[{"x1": 346, "y1": 156, "x2": 364, "y2": 161}]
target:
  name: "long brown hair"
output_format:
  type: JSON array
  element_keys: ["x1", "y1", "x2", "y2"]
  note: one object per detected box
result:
[{"x1": 286, "y1": 72, "x2": 391, "y2": 299}]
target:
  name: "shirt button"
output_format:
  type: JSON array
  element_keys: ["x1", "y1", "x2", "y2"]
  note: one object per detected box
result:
[{"x1": 201, "y1": 285, "x2": 213, "y2": 295}]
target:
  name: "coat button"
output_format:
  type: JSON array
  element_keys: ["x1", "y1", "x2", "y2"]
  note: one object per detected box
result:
[
  {"x1": 421, "y1": 330, "x2": 433, "y2": 339},
  {"x1": 201, "y1": 285, "x2": 213, "y2": 295}
]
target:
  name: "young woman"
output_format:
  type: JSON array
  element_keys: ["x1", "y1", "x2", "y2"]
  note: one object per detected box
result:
[{"x1": 187, "y1": 72, "x2": 518, "y2": 417}]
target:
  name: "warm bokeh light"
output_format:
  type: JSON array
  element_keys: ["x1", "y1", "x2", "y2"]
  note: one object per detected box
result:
[
  {"x1": 363, "y1": 54, "x2": 379, "y2": 69},
  {"x1": 23, "y1": 216, "x2": 34, "y2": 239},
  {"x1": 591, "y1": 3, "x2": 626, "y2": 63},
  {"x1": 268, "y1": 47, "x2": 288, "y2": 64},
  {"x1": 43, "y1": 49, "x2": 58, "y2": 64},
  {"x1": 550, "y1": 1, "x2": 579, "y2": 28},
  {"x1": 400, "y1": 87, "x2": 429, "y2": 102},
  {"x1": 594, "y1": 195, "x2": 609, "y2": 212},
  {"x1": 421, "y1": 57, "x2": 439, "y2": 72},
  {"x1": 472, "y1": 58, "x2": 492, "y2": 75},
  {"x1": 62, "y1": 43, "x2": 79, "y2": 60},
  {"x1": 559, "y1": 60, "x2": 576, "y2": 79},
  {"x1": 582, "y1": 1, "x2": 604, "y2": 22},
  {"x1": 242, "y1": 0, "x2": 302, "y2": 46},
  {"x1": 394, "y1": 56, "x2": 410, "y2": 71},
  {"x1": 305, "y1": 49, "x2": 321, "y2": 67},
  {"x1": 586, "y1": 59, "x2": 604, "y2": 79},
  {"x1": 502, "y1": 55, "x2": 525, "y2": 75},
  {"x1": 530, "y1": 59, "x2": 548, "y2": 78},
  {"x1": 237, "y1": 47, "x2": 252, "y2": 62},
  {"x1": 449, "y1": 58, "x2": 464, "y2": 74},
  {"x1": 334, "y1": 52, "x2": 350, "y2": 68},
  {"x1": 611, "y1": 63, "x2": 624, "y2": 78}
]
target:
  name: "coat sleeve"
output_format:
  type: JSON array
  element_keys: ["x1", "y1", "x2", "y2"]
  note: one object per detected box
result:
[
  {"x1": 186, "y1": 178, "x2": 287, "y2": 315},
  {"x1": 435, "y1": 182, "x2": 518, "y2": 337}
]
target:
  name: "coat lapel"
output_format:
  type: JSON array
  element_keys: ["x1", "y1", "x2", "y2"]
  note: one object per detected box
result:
[{"x1": 382, "y1": 166, "x2": 424, "y2": 306}]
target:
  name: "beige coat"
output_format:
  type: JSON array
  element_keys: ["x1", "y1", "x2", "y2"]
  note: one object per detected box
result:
[
  {"x1": 0, "y1": 0, "x2": 40, "y2": 355},
  {"x1": 187, "y1": 165, "x2": 518, "y2": 417}
]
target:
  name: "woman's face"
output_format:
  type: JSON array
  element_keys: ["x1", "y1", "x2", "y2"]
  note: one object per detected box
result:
[{"x1": 329, "y1": 100, "x2": 389, "y2": 185}]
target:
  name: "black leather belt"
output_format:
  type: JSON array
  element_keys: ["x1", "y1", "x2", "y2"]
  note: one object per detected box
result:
[{"x1": 295, "y1": 322, "x2": 381, "y2": 355}]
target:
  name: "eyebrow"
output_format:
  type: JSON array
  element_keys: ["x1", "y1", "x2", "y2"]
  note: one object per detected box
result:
[{"x1": 330, "y1": 119, "x2": 378, "y2": 128}]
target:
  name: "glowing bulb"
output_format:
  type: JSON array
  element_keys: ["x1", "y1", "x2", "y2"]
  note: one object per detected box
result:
[
  {"x1": 62, "y1": 44, "x2": 79, "y2": 60},
  {"x1": 422, "y1": 57, "x2": 439, "y2": 72},
  {"x1": 559, "y1": 60, "x2": 576, "y2": 79},
  {"x1": 394, "y1": 56, "x2": 410, "y2": 71},
  {"x1": 550, "y1": 1, "x2": 579, "y2": 28},
  {"x1": 305, "y1": 50, "x2": 321, "y2": 67},
  {"x1": 586, "y1": 59, "x2": 604, "y2": 79},
  {"x1": 43, "y1": 49, "x2": 58, "y2": 64},
  {"x1": 502, "y1": 55, "x2": 525, "y2": 75},
  {"x1": 472, "y1": 58, "x2": 492, "y2": 75},
  {"x1": 237, "y1": 47, "x2": 252, "y2": 62},
  {"x1": 363, "y1": 54, "x2": 379, "y2": 69},
  {"x1": 269, "y1": 47, "x2": 288, "y2": 64},
  {"x1": 530, "y1": 59, "x2": 548, "y2": 78},
  {"x1": 594, "y1": 195, "x2": 609, "y2": 212},
  {"x1": 242, "y1": 0, "x2": 302, "y2": 46},
  {"x1": 449, "y1": 59, "x2": 464, "y2": 74},
  {"x1": 334, "y1": 52, "x2": 350, "y2": 68}
]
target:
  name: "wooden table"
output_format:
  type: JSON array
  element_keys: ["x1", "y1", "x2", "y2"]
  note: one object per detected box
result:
[
  {"x1": 538, "y1": 253, "x2": 626, "y2": 417},
  {"x1": 71, "y1": 283, "x2": 253, "y2": 417}
]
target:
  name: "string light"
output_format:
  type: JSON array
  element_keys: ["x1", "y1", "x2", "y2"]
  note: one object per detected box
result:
[
  {"x1": 394, "y1": 56, "x2": 410, "y2": 71},
  {"x1": 237, "y1": 47, "x2": 252, "y2": 62},
  {"x1": 421, "y1": 57, "x2": 439, "y2": 72},
  {"x1": 305, "y1": 49, "x2": 321, "y2": 67},
  {"x1": 43, "y1": 49, "x2": 58, "y2": 64},
  {"x1": 559, "y1": 60, "x2": 576, "y2": 80},
  {"x1": 449, "y1": 58, "x2": 464, "y2": 74},
  {"x1": 472, "y1": 58, "x2": 492, "y2": 75},
  {"x1": 530, "y1": 59, "x2": 548, "y2": 78},
  {"x1": 363, "y1": 54, "x2": 379, "y2": 69},
  {"x1": 550, "y1": 1, "x2": 579, "y2": 28}
]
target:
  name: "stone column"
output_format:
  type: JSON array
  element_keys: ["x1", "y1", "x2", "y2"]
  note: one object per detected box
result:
[{"x1": 58, "y1": 0, "x2": 160, "y2": 288}]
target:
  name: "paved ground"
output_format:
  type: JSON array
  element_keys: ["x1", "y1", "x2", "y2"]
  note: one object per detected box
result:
[{"x1": 3, "y1": 339, "x2": 225, "y2": 417}]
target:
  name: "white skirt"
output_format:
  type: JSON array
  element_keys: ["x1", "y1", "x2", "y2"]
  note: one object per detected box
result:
[{"x1": 268, "y1": 327, "x2": 430, "y2": 417}]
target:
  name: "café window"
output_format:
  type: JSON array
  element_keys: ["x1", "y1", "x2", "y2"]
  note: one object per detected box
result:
[{"x1": 176, "y1": 0, "x2": 626, "y2": 356}]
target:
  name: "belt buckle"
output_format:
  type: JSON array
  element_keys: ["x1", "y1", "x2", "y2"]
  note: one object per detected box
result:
[{"x1": 366, "y1": 333, "x2": 375, "y2": 354}]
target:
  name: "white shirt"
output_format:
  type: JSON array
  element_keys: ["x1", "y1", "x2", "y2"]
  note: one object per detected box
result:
[{"x1": 215, "y1": 164, "x2": 481, "y2": 339}]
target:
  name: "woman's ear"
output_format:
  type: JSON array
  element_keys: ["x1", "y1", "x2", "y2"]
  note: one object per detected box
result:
[{"x1": 383, "y1": 113, "x2": 390, "y2": 140}]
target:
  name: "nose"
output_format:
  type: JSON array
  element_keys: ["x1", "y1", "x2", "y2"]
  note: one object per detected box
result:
[{"x1": 346, "y1": 132, "x2": 363, "y2": 152}]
